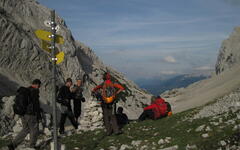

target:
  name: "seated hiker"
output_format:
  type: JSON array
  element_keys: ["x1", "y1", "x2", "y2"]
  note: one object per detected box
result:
[
  {"x1": 116, "y1": 107, "x2": 129, "y2": 129},
  {"x1": 138, "y1": 96, "x2": 172, "y2": 121}
]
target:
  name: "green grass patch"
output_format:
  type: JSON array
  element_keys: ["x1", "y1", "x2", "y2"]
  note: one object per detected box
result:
[
  {"x1": 61, "y1": 106, "x2": 239, "y2": 150},
  {"x1": 60, "y1": 129, "x2": 106, "y2": 150}
]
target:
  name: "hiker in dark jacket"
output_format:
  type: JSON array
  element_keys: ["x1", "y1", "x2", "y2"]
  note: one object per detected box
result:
[
  {"x1": 57, "y1": 78, "x2": 78, "y2": 134},
  {"x1": 72, "y1": 78, "x2": 85, "y2": 122},
  {"x1": 8, "y1": 79, "x2": 42, "y2": 150},
  {"x1": 92, "y1": 72, "x2": 124, "y2": 136},
  {"x1": 116, "y1": 107, "x2": 129, "y2": 129},
  {"x1": 138, "y1": 96, "x2": 172, "y2": 121}
]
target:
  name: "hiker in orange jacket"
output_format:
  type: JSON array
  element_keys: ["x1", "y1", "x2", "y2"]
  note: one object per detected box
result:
[
  {"x1": 92, "y1": 72, "x2": 124, "y2": 135},
  {"x1": 138, "y1": 96, "x2": 172, "y2": 121}
]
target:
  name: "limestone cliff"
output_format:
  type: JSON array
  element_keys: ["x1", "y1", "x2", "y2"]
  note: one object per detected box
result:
[{"x1": 215, "y1": 27, "x2": 240, "y2": 74}]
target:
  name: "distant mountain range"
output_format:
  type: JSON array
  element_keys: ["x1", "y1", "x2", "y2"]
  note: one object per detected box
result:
[{"x1": 135, "y1": 74, "x2": 209, "y2": 95}]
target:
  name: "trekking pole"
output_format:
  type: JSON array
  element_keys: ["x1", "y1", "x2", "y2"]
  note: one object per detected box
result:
[{"x1": 50, "y1": 10, "x2": 58, "y2": 150}]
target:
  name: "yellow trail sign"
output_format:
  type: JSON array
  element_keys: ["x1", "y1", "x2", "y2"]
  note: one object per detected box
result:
[
  {"x1": 35, "y1": 30, "x2": 64, "y2": 44},
  {"x1": 56, "y1": 51, "x2": 64, "y2": 64},
  {"x1": 41, "y1": 40, "x2": 51, "y2": 53},
  {"x1": 41, "y1": 40, "x2": 60, "y2": 54},
  {"x1": 41, "y1": 40, "x2": 64, "y2": 64}
]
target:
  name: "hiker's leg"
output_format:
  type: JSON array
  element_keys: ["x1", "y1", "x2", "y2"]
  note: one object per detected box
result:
[
  {"x1": 111, "y1": 114, "x2": 120, "y2": 133},
  {"x1": 147, "y1": 110, "x2": 155, "y2": 120},
  {"x1": 102, "y1": 104, "x2": 107, "y2": 126},
  {"x1": 29, "y1": 115, "x2": 39, "y2": 148},
  {"x1": 59, "y1": 113, "x2": 67, "y2": 133},
  {"x1": 12, "y1": 115, "x2": 30, "y2": 147},
  {"x1": 78, "y1": 102, "x2": 82, "y2": 119},
  {"x1": 74, "y1": 100, "x2": 81, "y2": 121},
  {"x1": 102, "y1": 104, "x2": 112, "y2": 135},
  {"x1": 138, "y1": 111, "x2": 148, "y2": 121},
  {"x1": 67, "y1": 110, "x2": 78, "y2": 129},
  {"x1": 138, "y1": 110, "x2": 154, "y2": 121}
]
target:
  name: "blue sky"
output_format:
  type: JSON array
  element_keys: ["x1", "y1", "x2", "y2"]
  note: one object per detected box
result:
[{"x1": 38, "y1": 0, "x2": 240, "y2": 80}]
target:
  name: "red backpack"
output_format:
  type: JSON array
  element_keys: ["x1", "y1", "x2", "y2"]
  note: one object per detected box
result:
[
  {"x1": 153, "y1": 98, "x2": 168, "y2": 119},
  {"x1": 101, "y1": 80, "x2": 116, "y2": 104}
]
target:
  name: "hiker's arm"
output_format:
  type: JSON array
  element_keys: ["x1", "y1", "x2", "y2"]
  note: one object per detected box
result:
[
  {"x1": 92, "y1": 85, "x2": 103, "y2": 92},
  {"x1": 57, "y1": 87, "x2": 69, "y2": 106},
  {"x1": 32, "y1": 90, "x2": 42, "y2": 121},
  {"x1": 114, "y1": 83, "x2": 124, "y2": 95},
  {"x1": 69, "y1": 90, "x2": 75, "y2": 100},
  {"x1": 57, "y1": 86, "x2": 65, "y2": 101},
  {"x1": 144, "y1": 104, "x2": 155, "y2": 111}
]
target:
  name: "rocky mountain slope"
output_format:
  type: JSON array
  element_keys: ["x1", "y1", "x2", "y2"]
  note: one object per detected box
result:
[
  {"x1": 0, "y1": 0, "x2": 152, "y2": 119},
  {"x1": 162, "y1": 64, "x2": 240, "y2": 113},
  {"x1": 215, "y1": 27, "x2": 240, "y2": 75},
  {"x1": 1, "y1": 88, "x2": 236, "y2": 150},
  {"x1": 59, "y1": 88, "x2": 240, "y2": 150},
  {"x1": 161, "y1": 26, "x2": 240, "y2": 113},
  {"x1": 0, "y1": 0, "x2": 239, "y2": 149}
]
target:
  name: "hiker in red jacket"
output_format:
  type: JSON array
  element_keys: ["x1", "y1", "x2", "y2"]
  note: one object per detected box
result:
[
  {"x1": 92, "y1": 72, "x2": 125, "y2": 135},
  {"x1": 138, "y1": 96, "x2": 172, "y2": 121}
]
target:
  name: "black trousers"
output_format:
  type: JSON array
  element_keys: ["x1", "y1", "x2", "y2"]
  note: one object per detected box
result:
[
  {"x1": 101, "y1": 104, "x2": 119, "y2": 135},
  {"x1": 59, "y1": 110, "x2": 78, "y2": 133},
  {"x1": 138, "y1": 109, "x2": 155, "y2": 121},
  {"x1": 73, "y1": 99, "x2": 82, "y2": 120}
]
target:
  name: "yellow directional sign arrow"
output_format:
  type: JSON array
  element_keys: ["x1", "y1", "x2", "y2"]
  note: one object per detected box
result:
[
  {"x1": 35, "y1": 29, "x2": 64, "y2": 44},
  {"x1": 56, "y1": 51, "x2": 64, "y2": 64},
  {"x1": 41, "y1": 40, "x2": 51, "y2": 53},
  {"x1": 41, "y1": 40, "x2": 64, "y2": 64},
  {"x1": 41, "y1": 40, "x2": 60, "y2": 54}
]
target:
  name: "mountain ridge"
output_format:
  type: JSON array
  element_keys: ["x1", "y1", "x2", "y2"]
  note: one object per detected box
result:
[{"x1": 136, "y1": 74, "x2": 209, "y2": 95}]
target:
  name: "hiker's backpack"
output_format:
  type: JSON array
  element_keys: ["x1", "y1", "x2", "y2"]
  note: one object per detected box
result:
[
  {"x1": 101, "y1": 80, "x2": 116, "y2": 104},
  {"x1": 154, "y1": 98, "x2": 168, "y2": 118},
  {"x1": 13, "y1": 87, "x2": 31, "y2": 116}
]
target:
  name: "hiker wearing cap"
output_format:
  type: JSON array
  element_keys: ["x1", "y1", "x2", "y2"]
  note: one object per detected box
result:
[
  {"x1": 57, "y1": 78, "x2": 78, "y2": 134},
  {"x1": 92, "y1": 72, "x2": 124, "y2": 136}
]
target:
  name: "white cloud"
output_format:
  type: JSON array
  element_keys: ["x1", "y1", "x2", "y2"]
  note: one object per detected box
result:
[
  {"x1": 195, "y1": 66, "x2": 213, "y2": 71},
  {"x1": 163, "y1": 56, "x2": 177, "y2": 63},
  {"x1": 160, "y1": 71, "x2": 177, "y2": 75},
  {"x1": 90, "y1": 33, "x2": 227, "y2": 47}
]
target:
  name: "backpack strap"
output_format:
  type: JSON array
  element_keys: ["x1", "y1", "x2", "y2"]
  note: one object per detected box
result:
[{"x1": 102, "y1": 80, "x2": 116, "y2": 104}]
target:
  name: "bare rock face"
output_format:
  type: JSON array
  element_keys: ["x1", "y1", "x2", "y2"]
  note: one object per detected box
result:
[
  {"x1": 0, "y1": 0, "x2": 151, "y2": 123},
  {"x1": 215, "y1": 27, "x2": 240, "y2": 74},
  {"x1": 0, "y1": 96, "x2": 17, "y2": 136},
  {"x1": 79, "y1": 100, "x2": 104, "y2": 131}
]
